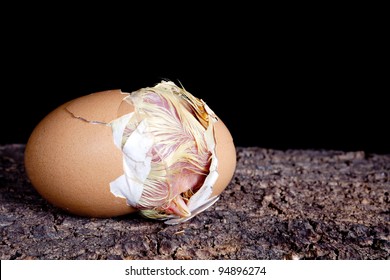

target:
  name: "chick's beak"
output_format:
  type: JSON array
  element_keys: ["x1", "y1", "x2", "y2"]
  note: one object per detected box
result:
[{"x1": 168, "y1": 195, "x2": 191, "y2": 218}]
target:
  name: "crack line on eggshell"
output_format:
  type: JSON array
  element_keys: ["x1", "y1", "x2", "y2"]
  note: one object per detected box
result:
[{"x1": 64, "y1": 106, "x2": 109, "y2": 125}]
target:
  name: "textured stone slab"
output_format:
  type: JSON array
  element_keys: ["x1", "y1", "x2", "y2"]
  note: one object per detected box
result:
[{"x1": 0, "y1": 144, "x2": 389, "y2": 259}]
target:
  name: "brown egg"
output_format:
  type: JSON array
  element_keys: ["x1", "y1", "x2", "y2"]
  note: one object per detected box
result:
[{"x1": 24, "y1": 82, "x2": 236, "y2": 220}]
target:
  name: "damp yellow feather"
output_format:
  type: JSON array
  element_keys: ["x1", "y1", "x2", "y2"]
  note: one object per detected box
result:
[{"x1": 122, "y1": 81, "x2": 213, "y2": 219}]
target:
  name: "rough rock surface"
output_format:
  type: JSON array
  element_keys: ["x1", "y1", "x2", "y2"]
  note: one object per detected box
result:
[{"x1": 0, "y1": 144, "x2": 389, "y2": 260}]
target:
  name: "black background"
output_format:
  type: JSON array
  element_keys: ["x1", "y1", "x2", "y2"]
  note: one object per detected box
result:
[{"x1": 1, "y1": 6, "x2": 388, "y2": 154}]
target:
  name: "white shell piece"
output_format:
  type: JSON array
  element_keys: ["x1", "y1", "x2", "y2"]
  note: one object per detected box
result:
[
  {"x1": 109, "y1": 174, "x2": 127, "y2": 199},
  {"x1": 109, "y1": 118, "x2": 153, "y2": 207},
  {"x1": 110, "y1": 113, "x2": 134, "y2": 149}
]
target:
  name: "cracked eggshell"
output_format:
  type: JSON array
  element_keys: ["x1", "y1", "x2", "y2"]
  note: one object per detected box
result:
[
  {"x1": 24, "y1": 90, "x2": 136, "y2": 217},
  {"x1": 24, "y1": 89, "x2": 236, "y2": 218}
]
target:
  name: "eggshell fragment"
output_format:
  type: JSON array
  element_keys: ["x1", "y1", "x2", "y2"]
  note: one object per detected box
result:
[{"x1": 24, "y1": 84, "x2": 236, "y2": 219}]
